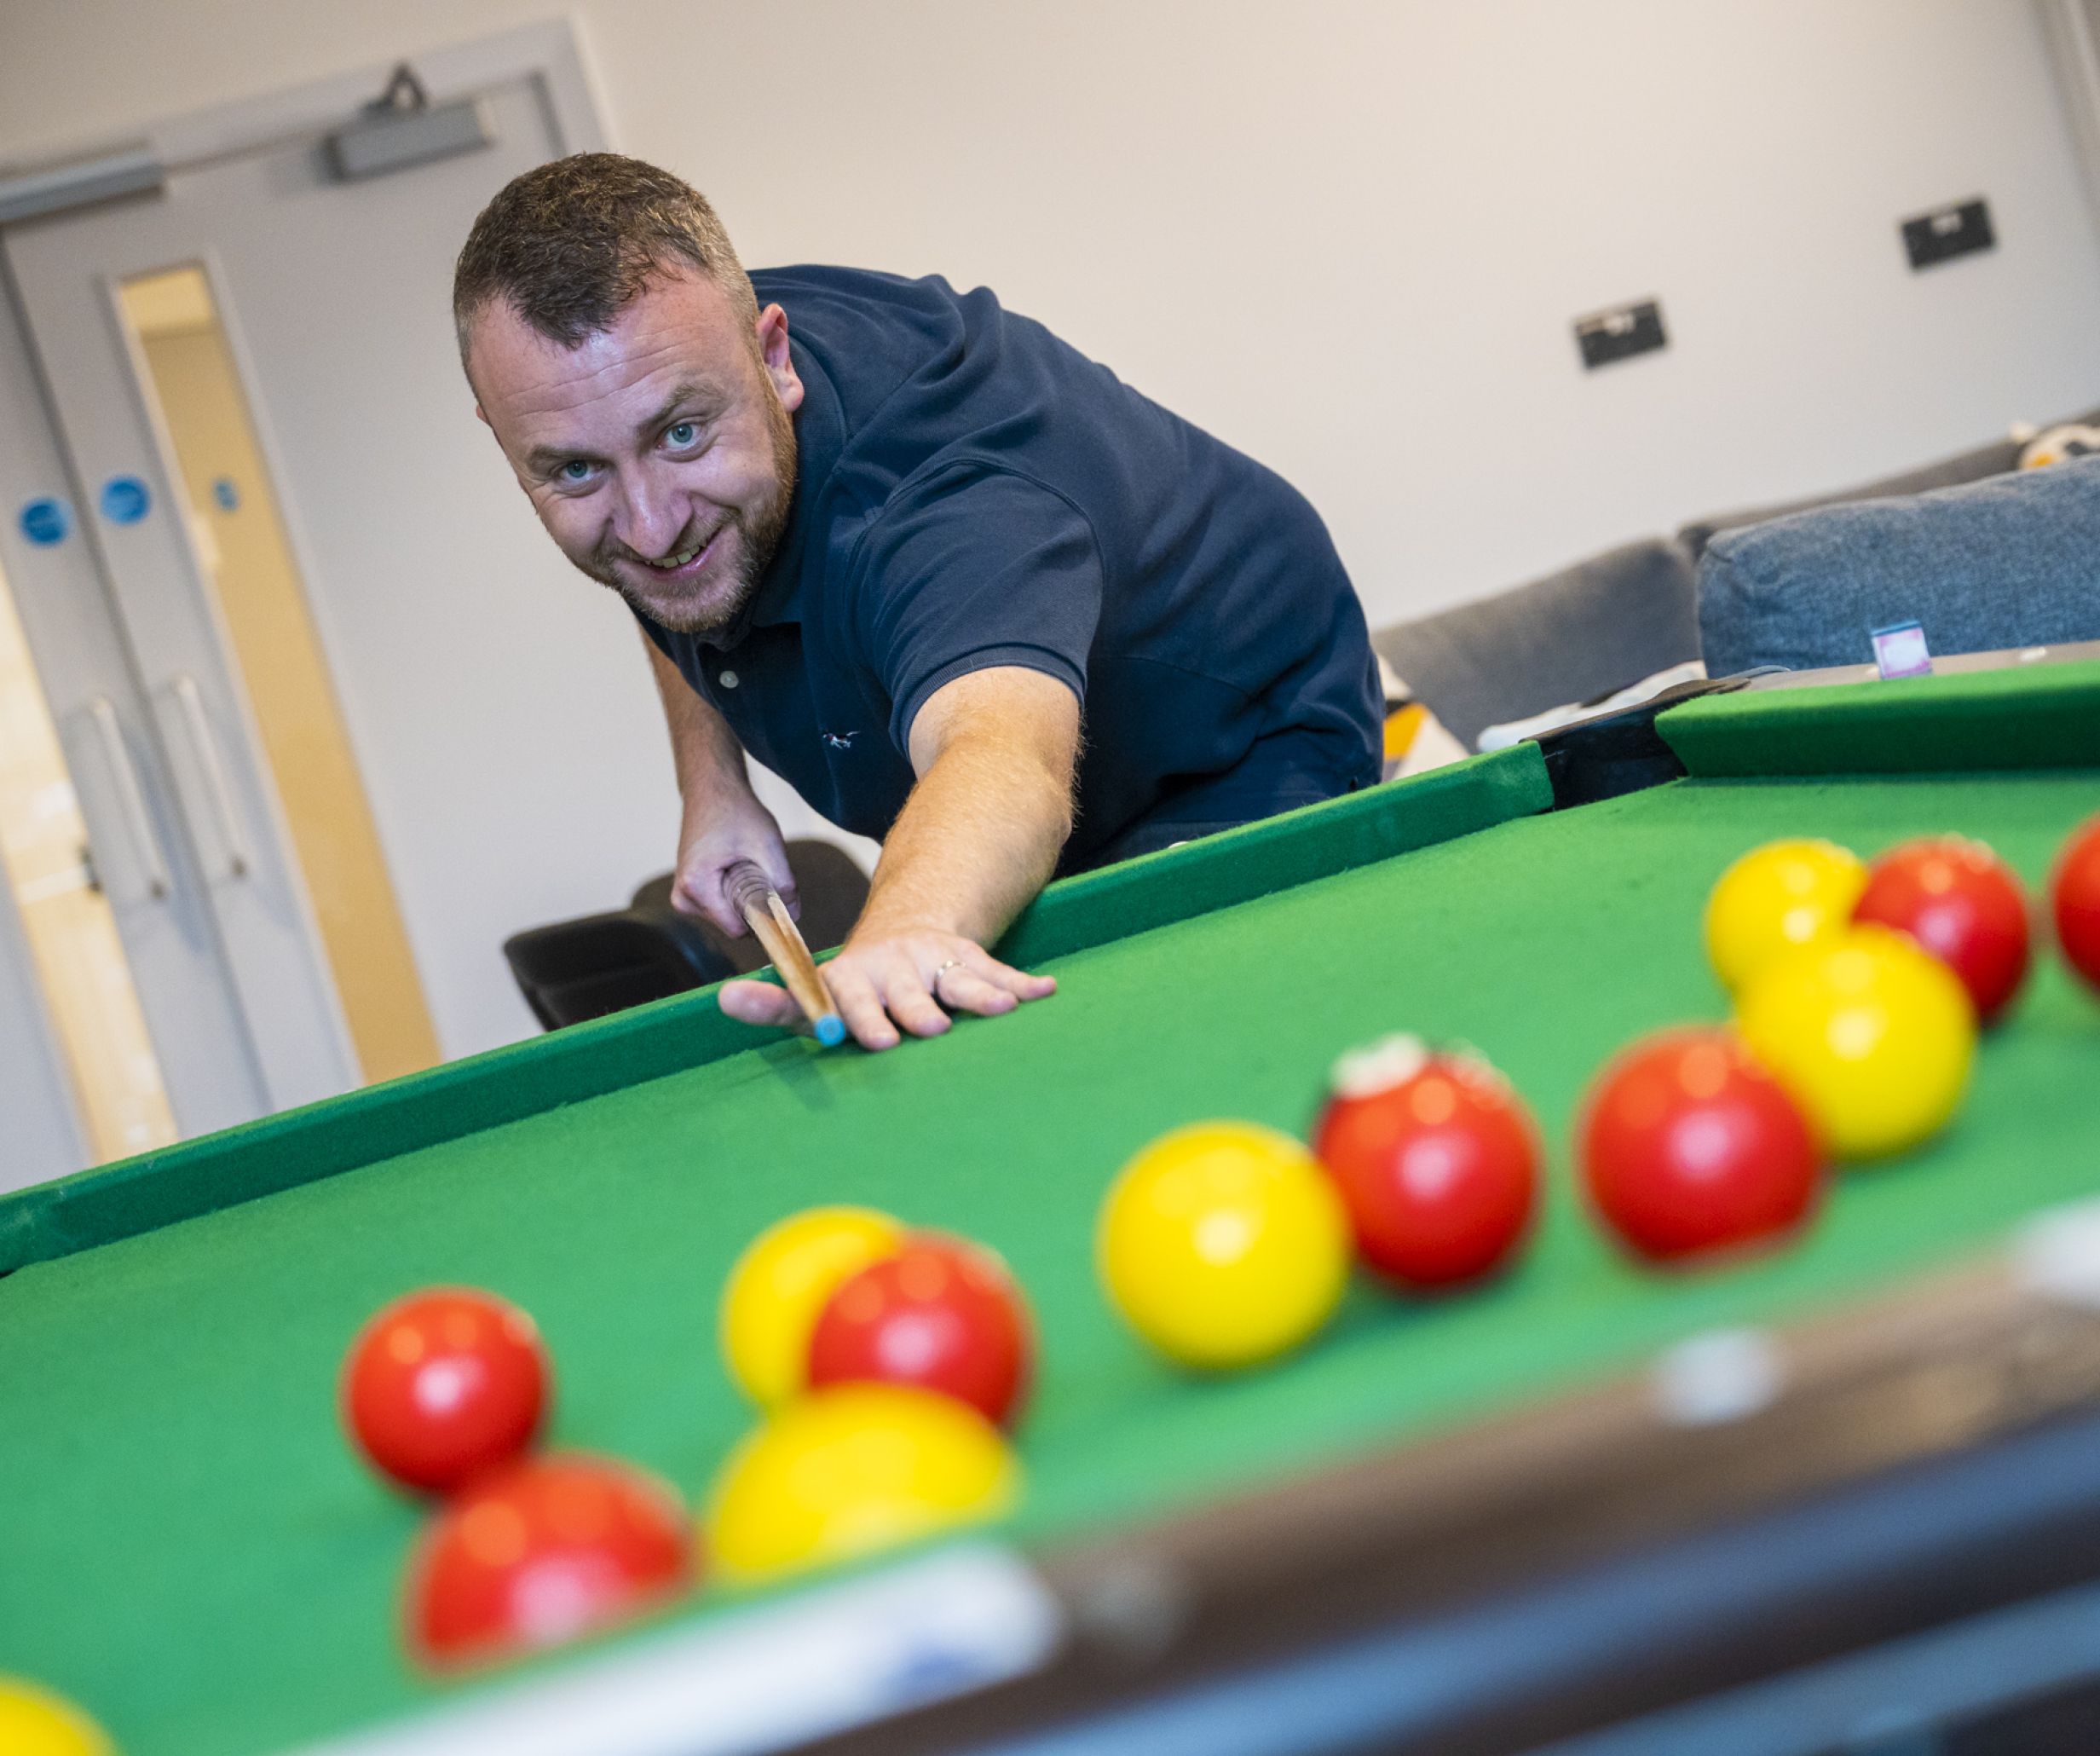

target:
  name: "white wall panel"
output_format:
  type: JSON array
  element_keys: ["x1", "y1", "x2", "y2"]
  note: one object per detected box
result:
[{"x1": 3, "y1": 1, "x2": 2097, "y2": 1053}]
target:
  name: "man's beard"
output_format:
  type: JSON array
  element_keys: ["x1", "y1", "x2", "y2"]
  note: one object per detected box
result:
[{"x1": 579, "y1": 387, "x2": 798, "y2": 641}]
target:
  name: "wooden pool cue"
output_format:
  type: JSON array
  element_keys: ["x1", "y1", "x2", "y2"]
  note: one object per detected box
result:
[{"x1": 722, "y1": 859, "x2": 847, "y2": 1046}]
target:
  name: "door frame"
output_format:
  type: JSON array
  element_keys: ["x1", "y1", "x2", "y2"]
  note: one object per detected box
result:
[
  {"x1": 133, "y1": 20, "x2": 605, "y2": 184},
  {"x1": 0, "y1": 20, "x2": 611, "y2": 226}
]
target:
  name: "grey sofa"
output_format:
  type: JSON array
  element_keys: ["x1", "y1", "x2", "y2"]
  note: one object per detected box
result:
[{"x1": 1372, "y1": 406, "x2": 2100, "y2": 751}]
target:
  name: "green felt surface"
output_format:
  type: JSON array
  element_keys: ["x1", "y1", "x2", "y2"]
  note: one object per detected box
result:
[
  {"x1": 1659, "y1": 656, "x2": 2100, "y2": 776},
  {"x1": 0, "y1": 745, "x2": 1551, "y2": 1275},
  {"x1": 3, "y1": 765, "x2": 2099, "y2": 1756}
]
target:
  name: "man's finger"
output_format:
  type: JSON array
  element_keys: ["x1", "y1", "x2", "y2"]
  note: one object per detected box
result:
[
  {"x1": 673, "y1": 872, "x2": 746, "y2": 937},
  {"x1": 958, "y1": 946, "x2": 1056, "y2": 1001},
  {"x1": 669, "y1": 875, "x2": 712, "y2": 920},
  {"x1": 934, "y1": 968, "x2": 1018, "y2": 1018},
  {"x1": 882, "y1": 969, "x2": 953, "y2": 1039},
  {"x1": 718, "y1": 977, "x2": 801, "y2": 1026},
  {"x1": 828, "y1": 963, "x2": 902, "y2": 1052}
]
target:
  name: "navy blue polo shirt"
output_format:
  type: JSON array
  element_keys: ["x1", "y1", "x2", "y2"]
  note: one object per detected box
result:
[{"x1": 639, "y1": 267, "x2": 1381, "y2": 869}]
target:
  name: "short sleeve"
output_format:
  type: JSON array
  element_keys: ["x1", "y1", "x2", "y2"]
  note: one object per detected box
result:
[{"x1": 849, "y1": 463, "x2": 1105, "y2": 748}]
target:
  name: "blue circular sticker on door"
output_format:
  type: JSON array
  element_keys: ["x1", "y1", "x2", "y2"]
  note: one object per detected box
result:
[
  {"x1": 19, "y1": 496, "x2": 71, "y2": 546},
  {"x1": 99, "y1": 475, "x2": 152, "y2": 526}
]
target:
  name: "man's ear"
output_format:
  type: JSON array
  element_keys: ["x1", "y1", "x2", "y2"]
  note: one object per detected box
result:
[
  {"x1": 755, "y1": 303, "x2": 805, "y2": 414},
  {"x1": 475, "y1": 403, "x2": 490, "y2": 428}
]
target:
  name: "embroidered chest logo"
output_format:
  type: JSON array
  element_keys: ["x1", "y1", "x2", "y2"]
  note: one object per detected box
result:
[{"x1": 822, "y1": 731, "x2": 860, "y2": 751}]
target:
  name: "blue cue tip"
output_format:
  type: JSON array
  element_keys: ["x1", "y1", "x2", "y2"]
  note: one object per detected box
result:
[{"x1": 815, "y1": 1014, "x2": 848, "y2": 1048}]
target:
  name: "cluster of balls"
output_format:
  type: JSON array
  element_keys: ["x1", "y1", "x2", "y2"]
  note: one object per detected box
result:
[
  {"x1": 1096, "y1": 1042, "x2": 1543, "y2": 1371},
  {"x1": 1589, "y1": 813, "x2": 2100, "y2": 1265},
  {"x1": 339, "y1": 1289, "x2": 690, "y2": 1671},
  {"x1": 1093, "y1": 814, "x2": 2100, "y2": 1370},
  {"x1": 708, "y1": 1210, "x2": 1033, "y2": 1580},
  {"x1": 334, "y1": 1220, "x2": 1036, "y2": 1675}
]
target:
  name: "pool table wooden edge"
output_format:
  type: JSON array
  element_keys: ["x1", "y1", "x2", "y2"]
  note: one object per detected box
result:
[{"x1": 802, "y1": 1200, "x2": 2100, "y2": 1755}]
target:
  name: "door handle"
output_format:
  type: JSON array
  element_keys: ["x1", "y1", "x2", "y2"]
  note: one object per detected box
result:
[
  {"x1": 84, "y1": 696, "x2": 171, "y2": 900},
  {"x1": 169, "y1": 673, "x2": 251, "y2": 879}
]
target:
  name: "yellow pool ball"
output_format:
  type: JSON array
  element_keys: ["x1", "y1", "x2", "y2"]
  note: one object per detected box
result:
[
  {"x1": 1735, "y1": 923, "x2": 1976, "y2": 1160},
  {"x1": 705, "y1": 1383, "x2": 1018, "y2": 1582},
  {"x1": 720, "y1": 1206, "x2": 908, "y2": 1407},
  {"x1": 1098, "y1": 1121, "x2": 1350, "y2": 1371},
  {"x1": 1705, "y1": 838, "x2": 1870, "y2": 995},
  {"x1": 0, "y1": 1678, "x2": 112, "y2": 1756}
]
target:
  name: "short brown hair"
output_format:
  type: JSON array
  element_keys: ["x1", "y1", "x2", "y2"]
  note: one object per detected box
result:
[{"x1": 452, "y1": 153, "x2": 755, "y2": 371}]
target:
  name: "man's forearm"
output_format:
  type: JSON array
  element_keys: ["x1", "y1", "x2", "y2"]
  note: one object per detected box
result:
[
  {"x1": 644, "y1": 634, "x2": 752, "y2": 817},
  {"x1": 645, "y1": 634, "x2": 797, "y2": 932},
  {"x1": 859, "y1": 730, "x2": 1072, "y2": 948},
  {"x1": 714, "y1": 666, "x2": 1072, "y2": 1046}
]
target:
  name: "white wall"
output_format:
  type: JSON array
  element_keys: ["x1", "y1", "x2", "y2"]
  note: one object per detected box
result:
[
  {"x1": 3, "y1": 0, "x2": 2099, "y2": 1056},
  {"x1": 7, "y1": 0, "x2": 2099, "y2": 622}
]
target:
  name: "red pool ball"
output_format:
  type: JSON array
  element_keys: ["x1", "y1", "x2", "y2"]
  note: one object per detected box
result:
[
  {"x1": 1579, "y1": 1028, "x2": 1823, "y2": 1263},
  {"x1": 2054, "y1": 814, "x2": 2100, "y2": 994},
  {"x1": 407, "y1": 1453, "x2": 692, "y2": 1668},
  {"x1": 1852, "y1": 836, "x2": 2030, "y2": 1025},
  {"x1": 805, "y1": 1235, "x2": 1033, "y2": 1426},
  {"x1": 1311, "y1": 1037, "x2": 1539, "y2": 1290},
  {"x1": 342, "y1": 1288, "x2": 550, "y2": 1494}
]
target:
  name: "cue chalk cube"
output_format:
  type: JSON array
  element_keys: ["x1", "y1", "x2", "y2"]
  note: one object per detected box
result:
[
  {"x1": 1871, "y1": 621, "x2": 1934, "y2": 680},
  {"x1": 1651, "y1": 1327, "x2": 1785, "y2": 1427},
  {"x1": 2015, "y1": 1199, "x2": 2100, "y2": 1310}
]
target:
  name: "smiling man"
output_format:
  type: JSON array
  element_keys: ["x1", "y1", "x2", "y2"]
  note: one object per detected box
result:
[{"x1": 456, "y1": 154, "x2": 1380, "y2": 1050}]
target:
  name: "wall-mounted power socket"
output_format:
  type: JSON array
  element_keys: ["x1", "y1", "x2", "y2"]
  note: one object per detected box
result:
[
  {"x1": 1902, "y1": 198, "x2": 1994, "y2": 269},
  {"x1": 1575, "y1": 299, "x2": 1667, "y2": 371}
]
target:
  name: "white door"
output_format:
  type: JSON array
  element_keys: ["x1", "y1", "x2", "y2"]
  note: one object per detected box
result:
[
  {"x1": 0, "y1": 17, "x2": 621, "y2": 1175},
  {"x1": 0, "y1": 297, "x2": 264, "y2": 1187},
  {"x1": 4, "y1": 240, "x2": 370, "y2": 1116}
]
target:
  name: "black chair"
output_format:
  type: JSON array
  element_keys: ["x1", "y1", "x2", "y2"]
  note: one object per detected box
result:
[{"x1": 502, "y1": 839, "x2": 871, "y2": 1031}]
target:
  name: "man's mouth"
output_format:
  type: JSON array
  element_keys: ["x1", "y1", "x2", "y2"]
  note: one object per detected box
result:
[{"x1": 634, "y1": 528, "x2": 722, "y2": 580}]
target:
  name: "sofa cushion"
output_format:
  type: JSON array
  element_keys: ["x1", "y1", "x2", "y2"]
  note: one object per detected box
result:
[
  {"x1": 1679, "y1": 440, "x2": 2022, "y2": 562},
  {"x1": 1676, "y1": 402, "x2": 2100, "y2": 561},
  {"x1": 1697, "y1": 454, "x2": 2100, "y2": 678},
  {"x1": 1370, "y1": 538, "x2": 1699, "y2": 751}
]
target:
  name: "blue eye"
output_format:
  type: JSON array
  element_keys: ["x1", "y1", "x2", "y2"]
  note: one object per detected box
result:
[
  {"x1": 559, "y1": 459, "x2": 593, "y2": 482},
  {"x1": 666, "y1": 421, "x2": 698, "y2": 448}
]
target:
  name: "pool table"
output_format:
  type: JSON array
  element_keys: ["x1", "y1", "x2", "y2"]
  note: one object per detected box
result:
[{"x1": 4, "y1": 653, "x2": 2100, "y2": 1756}]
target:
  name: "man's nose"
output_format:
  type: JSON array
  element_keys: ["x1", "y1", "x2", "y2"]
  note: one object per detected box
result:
[{"x1": 616, "y1": 472, "x2": 685, "y2": 557}]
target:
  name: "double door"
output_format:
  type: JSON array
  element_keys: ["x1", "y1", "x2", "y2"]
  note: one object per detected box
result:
[{"x1": 0, "y1": 27, "x2": 600, "y2": 1190}]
